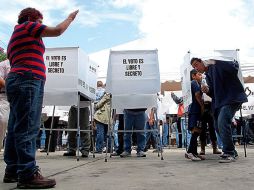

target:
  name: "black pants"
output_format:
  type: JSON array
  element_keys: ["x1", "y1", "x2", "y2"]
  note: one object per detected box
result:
[
  {"x1": 200, "y1": 103, "x2": 217, "y2": 144},
  {"x1": 116, "y1": 114, "x2": 124, "y2": 154},
  {"x1": 177, "y1": 117, "x2": 182, "y2": 148},
  {"x1": 187, "y1": 132, "x2": 199, "y2": 155},
  {"x1": 44, "y1": 117, "x2": 60, "y2": 152},
  {"x1": 67, "y1": 106, "x2": 90, "y2": 153}
]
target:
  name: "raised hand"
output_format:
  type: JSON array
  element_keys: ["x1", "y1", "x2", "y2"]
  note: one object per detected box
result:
[{"x1": 68, "y1": 10, "x2": 79, "y2": 21}]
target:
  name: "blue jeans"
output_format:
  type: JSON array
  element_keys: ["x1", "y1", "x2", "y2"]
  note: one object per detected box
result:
[
  {"x1": 4, "y1": 71, "x2": 44, "y2": 181},
  {"x1": 123, "y1": 110, "x2": 146, "y2": 153},
  {"x1": 95, "y1": 121, "x2": 110, "y2": 152},
  {"x1": 214, "y1": 103, "x2": 241, "y2": 156},
  {"x1": 216, "y1": 131, "x2": 223, "y2": 149},
  {"x1": 162, "y1": 123, "x2": 169, "y2": 146},
  {"x1": 113, "y1": 120, "x2": 119, "y2": 149},
  {"x1": 145, "y1": 122, "x2": 159, "y2": 149},
  {"x1": 180, "y1": 117, "x2": 191, "y2": 147}
]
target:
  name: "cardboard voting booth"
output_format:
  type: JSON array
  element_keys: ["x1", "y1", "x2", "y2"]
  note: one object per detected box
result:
[
  {"x1": 181, "y1": 53, "x2": 192, "y2": 112},
  {"x1": 106, "y1": 50, "x2": 163, "y2": 160},
  {"x1": 41, "y1": 47, "x2": 97, "y2": 159},
  {"x1": 182, "y1": 49, "x2": 244, "y2": 111},
  {"x1": 43, "y1": 47, "x2": 97, "y2": 106},
  {"x1": 106, "y1": 50, "x2": 160, "y2": 110},
  {"x1": 239, "y1": 83, "x2": 254, "y2": 116}
]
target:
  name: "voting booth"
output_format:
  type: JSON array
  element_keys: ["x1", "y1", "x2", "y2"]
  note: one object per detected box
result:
[
  {"x1": 106, "y1": 50, "x2": 160, "y2": 110},
  {"x1": 42, "y1": 47, "x2": 97, "y2": 159},
  {"x1": 240, "y1": 83, "x2": 254, "y2": 116},
  {"x1": 181, "y1": 53, "x2": 193, "y2": 112},
  {"x1": 44, "y1": 47, "x2": 97, "y2": 105},
  {"x1": 106, "y1": 50, "x2": 163, "y2": 160},
  {"x1": 182, "y1": 49, "x2": 244, "y2": 111},
  {"x1": 183, "y1": 49, "x2": 248, "y2": 155}
]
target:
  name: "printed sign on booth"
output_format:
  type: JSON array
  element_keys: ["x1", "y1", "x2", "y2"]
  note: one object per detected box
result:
[
  {"x1": 106, "y1": 50, "x2": 160, "y2": 110},
  {"x1": 43, "y1": 47, "x2": 97, "y2": 106},
  {"x1": 241, "y1": 83, "x2": 254, "y2": 115}
]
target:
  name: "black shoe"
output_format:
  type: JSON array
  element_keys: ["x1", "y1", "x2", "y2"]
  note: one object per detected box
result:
[
  {"x1": 63, "y1": 151, "x2": 76, "y2": 156},
  {"x1": 81, "y1": 151, "x2": 89, "y2": 158},
  {"x1": 17, "y1": 170, "x2": 56, "y2": 189},
  {"x1": 3, "y1": 173, "x2": 18, "y2": 183}
]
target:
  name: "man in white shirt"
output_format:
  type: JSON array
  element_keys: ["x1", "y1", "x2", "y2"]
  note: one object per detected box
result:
[{"x1": 0, "y1": 59, "x2": 10, "y2": 151}]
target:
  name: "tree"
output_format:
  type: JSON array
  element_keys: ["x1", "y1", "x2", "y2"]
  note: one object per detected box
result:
[{"x1": 0, "y1": 47, "x2": 7, "y2": 62}]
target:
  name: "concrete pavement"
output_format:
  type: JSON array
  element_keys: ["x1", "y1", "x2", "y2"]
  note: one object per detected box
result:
[{"x1": 1, "y1": 146, "x2": 254, "y2": 190}]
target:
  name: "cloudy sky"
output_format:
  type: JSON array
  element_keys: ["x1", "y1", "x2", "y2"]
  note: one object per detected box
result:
[{"x1": 1, "y1": 0, "x2": 254, "y2": 80}]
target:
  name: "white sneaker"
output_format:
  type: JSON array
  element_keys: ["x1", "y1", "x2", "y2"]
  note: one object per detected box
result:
[
  {"x1": 120, "y1": 151, "x2": 131, "y2": 158},
  {"x1": 136, "y1": 151, "x2": 146, "y2": 157},
  {"x1": 219, "y1": 155, "x2": 236, "y2": 163}
]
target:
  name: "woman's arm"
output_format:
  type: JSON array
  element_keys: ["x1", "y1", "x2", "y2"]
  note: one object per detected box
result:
[{"x1": 41, "y1": 10, "x2": 79, "y2": 37}]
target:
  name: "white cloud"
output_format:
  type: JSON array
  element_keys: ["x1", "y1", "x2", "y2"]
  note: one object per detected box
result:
[
  {"x1": 77, "y1": 10, "x2": 137, "y2": 27},
  {"x1": 91, "y1": 0, "x2": 254, "y2": 80},
  {"x1": 116, "y1": 0, "x2": 254, "y2": 79},
  {"x1": 109, "y1": 0, "x2": 144, "y2": 8},
  {"x1": 0, "y1": 30, "x2": 10, "y2": 49},
  {"x1": 0, "y1": 0, "x2": 139, "y2": 28},
  {"x1": 0, "y1": 0, "x2": 80, "y2": 26},
  {"x1": 2, "y1": 0, "x2": 253, "y2": 80}
]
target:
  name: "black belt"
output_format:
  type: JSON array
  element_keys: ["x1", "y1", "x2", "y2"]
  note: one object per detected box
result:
[{"x1": 0, "y1": 91, "x2": 6, "y2": 94}]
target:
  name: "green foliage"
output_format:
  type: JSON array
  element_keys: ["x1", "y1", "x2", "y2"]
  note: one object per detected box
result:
[
  {"x1": 0, "y1": 47, "x2": 7, "y2": 62},
  {"x1": 0, "y1": 52, "x2": 7, "y2": 62}
]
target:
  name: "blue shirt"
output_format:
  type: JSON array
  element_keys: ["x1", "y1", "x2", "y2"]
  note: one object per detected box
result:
[
  {"x1": 188, "y1": 80, "x2": 202, "y2": 114},
  {"x1": 205, "y1": 60, "x2": 248, "y2": 111},
  {"x1": 95, "y1": 87, "x2": 105, "y2": 101}
]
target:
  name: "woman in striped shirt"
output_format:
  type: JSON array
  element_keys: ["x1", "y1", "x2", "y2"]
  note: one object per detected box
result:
[{"x1": 3, "y1": 7, "x2": 78, "y2": 189}]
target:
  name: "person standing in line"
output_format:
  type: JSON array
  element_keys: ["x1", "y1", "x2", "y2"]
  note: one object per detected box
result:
[
  {"x1": 94, "y1": 91, "x2": 112, "y2": 153},
  {"x1": 145, "y1": 107, "x2": 161, "y2": 152},
  {"x1": 111, "y1": 113, "x2": 124, "y2": 156},
  {"x1": 171, "y1": 92, "x2": 184, "y2": 148},
  {"x1": 191, "y1": 57, "x2": 248, "y2": 163},
  {"x1": 162, "y1": 113, "x2": 169, "y2": 147},
  {"x1": 3, "y1": 7, "x2": 78, "y2": 189},
  {"x1": 120, "y1": 107, "x2": 147, "y2": 158},
  {"x1": 199, "y1": 93, "x2": 221, "y2": 155},
  {"x1": 96, "y1": 80, "x2": 105, "y2": 101},
  {"x1": 0, "y1": 59, "x2": 10, "y2": 151},
  {"x1": 63, "y1": 103, "x2": 91, "y2": 158}
]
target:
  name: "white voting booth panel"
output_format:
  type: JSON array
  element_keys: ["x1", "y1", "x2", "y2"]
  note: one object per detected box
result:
[
  {"x1": 106, "y1": 50, "x2": 160, "y2": 110},
  {"x1": 181, "y1": 53, "x2": 192, "y2": 112},
  {"x1": 42, "y1": 106, "x2": 70, "y2": 121},
  {"x1": 43, "y1": 47, "x2": 97, "y2": 106},
  {"x1": 189, "y1": 50, "x2": 243, "y2": 85},
  {"x1": 183, "y1": 50, "x2": 244, "y2": 111},
  {"x1": 237, "y1": 83, "x2": 254, "y2": 116}
]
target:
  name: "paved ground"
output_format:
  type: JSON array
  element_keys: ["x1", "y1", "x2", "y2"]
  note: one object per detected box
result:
[{"x1": 0, "y1": 146, "x2": 254, "y2": 190}]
